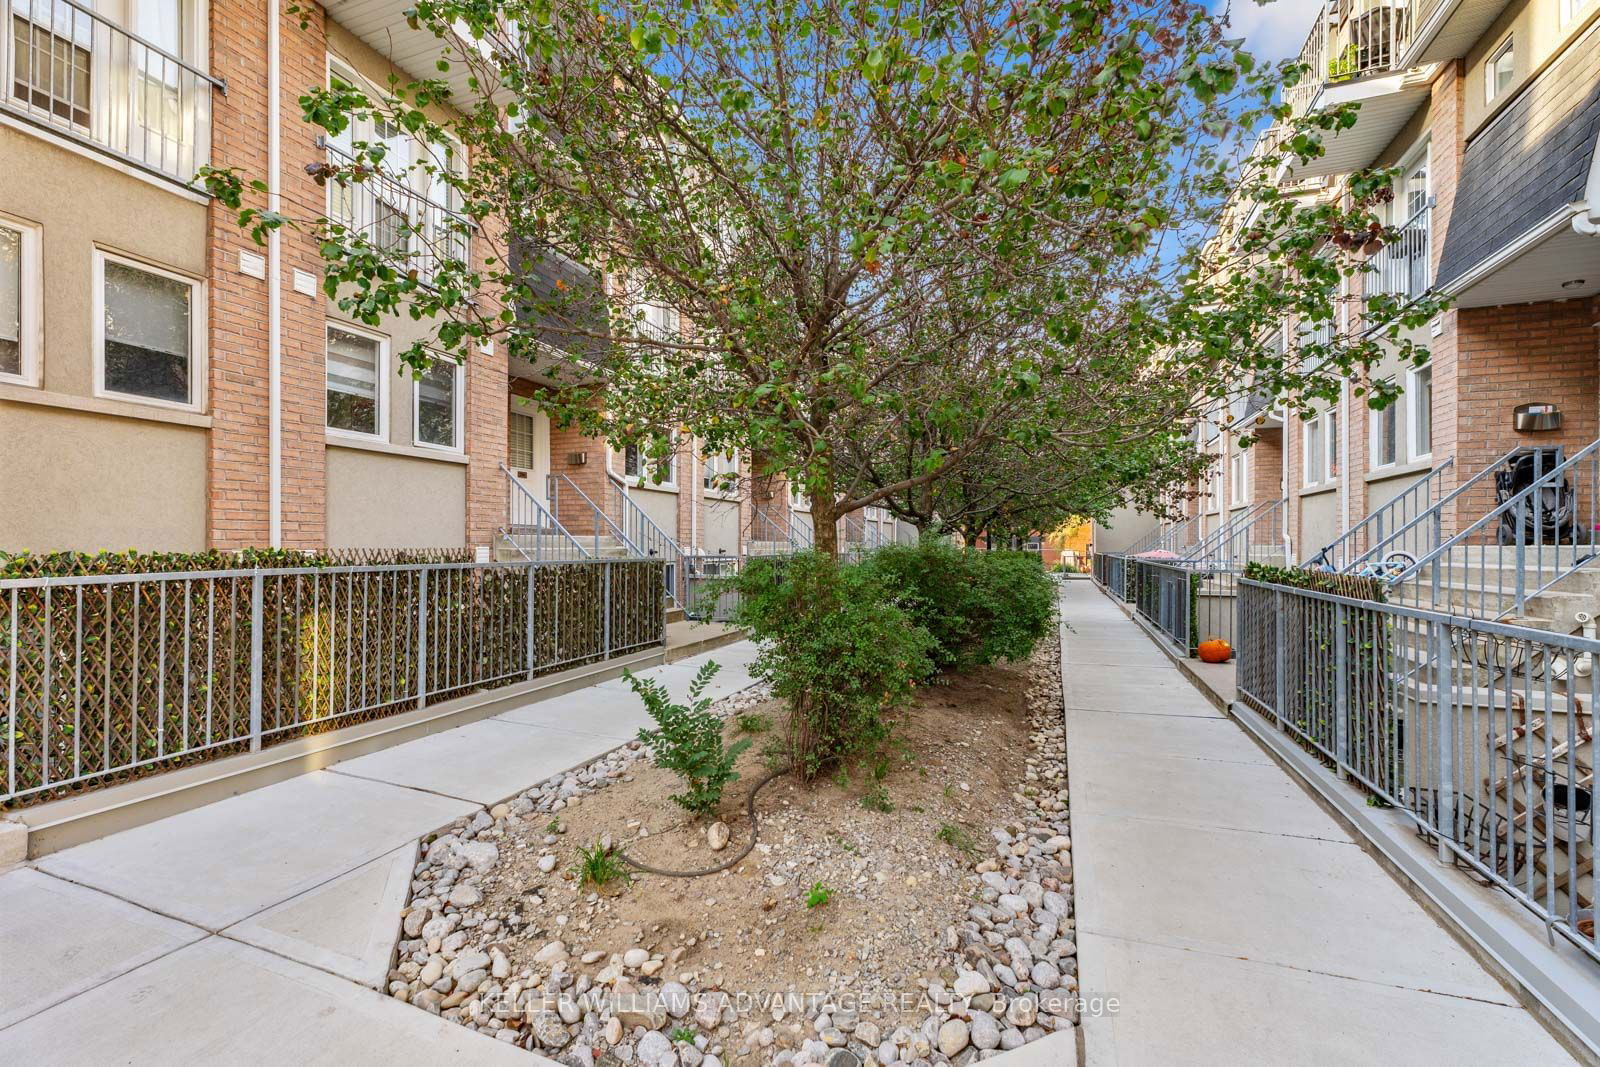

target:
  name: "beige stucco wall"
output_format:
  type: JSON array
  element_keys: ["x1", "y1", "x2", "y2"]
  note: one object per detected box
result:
[
  {"x1": 1299, "y1": 488, "x2": 1340, "y2": 556},
  {"x1": 629, "y1": 485, "x2": 680, "y2": 537},
  {"x1": 0, "y1": 127, "x2": 209, "y2": 400},
  {"x1": 1093, "y1": 506, "x2": 1161, "y2": 554},
  {"x1": 0, "y1": 404, "x2": 207, "y2": 551},
  {"x1": 325, "y1": 446, "x2": 467, "y2": 549},
  {"x1": 703, "y1": 498, "x2": 741, "y2": 555},
  {"x1": 1464, "y1": 0, "x2": 1598, "y2": 137}
]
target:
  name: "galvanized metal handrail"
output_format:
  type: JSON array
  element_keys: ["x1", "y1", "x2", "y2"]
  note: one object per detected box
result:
[
  {"x1": 499, "y1": 463, "x2": 588, "y2": 562},
  {"x1": 1181, "y1": 498, "x2": 1283, "y2": 568},
  {"x1": 1306, "y1": 458, "x2": 1454, "y2": 571},
  {"x1": 1236, "y1": 576, "x2": 1600, "y2": 963},
  {"x1": 602, "y1": 476, "x2": 689, "y2": 610},
  {"x1": 2, "y1": 557, "x2": 666, "y2": 805},
  {"x1": 1350, "y1": 445, "x2": 1528, "y2": 570},
  {"x1": 748, "y1": 506, "x2": 803, "y2": 555},
  {"x1": 1284, "y1": 0, "x2": 1413, "y2": 117},
  {"x1": 547, "y1": 472, "x2": 635, "y2": 557},
  {"x1": 1372, "y1": 198, "x2": 1434, "y2": 302},
  {"x1": 1395, "y1": 438, "x2": 1600, "y2": 616}
]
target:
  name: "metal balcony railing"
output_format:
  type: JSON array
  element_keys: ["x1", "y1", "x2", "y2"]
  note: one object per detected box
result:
[
  {"x1": 323, "y1": 141, "x2": 471, "y2": 287},
  {"x1": 1284, "y1": 0, "x2": 1414, "y2": 116},
  {"x1": 1371, "y1": 199, "x2": 1433, "y2": 302},
  {"x1": 1, "y1": 0, "x2": 223, "y2": 185}
]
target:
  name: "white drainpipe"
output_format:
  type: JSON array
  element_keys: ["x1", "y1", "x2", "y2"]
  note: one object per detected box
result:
[{"x1": 267, "y1": 0, "x2": 283, "y2": 547}]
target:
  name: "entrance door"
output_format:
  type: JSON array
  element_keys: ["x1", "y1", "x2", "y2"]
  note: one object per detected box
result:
[{"x1": 508, "y1": 407, "x2": 551, "y2": 511}]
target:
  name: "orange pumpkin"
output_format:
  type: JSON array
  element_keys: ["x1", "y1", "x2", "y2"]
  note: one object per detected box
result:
[{"x1": 1197, "y1": 638, "x2": 1233, "y2": 664}]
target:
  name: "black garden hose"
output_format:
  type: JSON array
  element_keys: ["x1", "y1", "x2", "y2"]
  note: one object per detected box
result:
[{"x1": 617, "y1": 765, "x2": 791, "y2": 878}]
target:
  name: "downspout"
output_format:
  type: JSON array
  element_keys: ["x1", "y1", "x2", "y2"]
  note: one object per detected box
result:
[
  {"x1": 1281, "y1": 320, "x2": 1293, "y2": 564},
  {"x1": 1338, "y1": 275, "x2": 1351, "y2": 539},
  {"x1": 267, "y1": 0, "x2": 283, "y2": 547}
]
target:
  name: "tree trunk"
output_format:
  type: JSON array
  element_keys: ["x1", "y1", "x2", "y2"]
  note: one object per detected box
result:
[{"x1": 810, "y1": 464, "x2": 840, "y2": 560}]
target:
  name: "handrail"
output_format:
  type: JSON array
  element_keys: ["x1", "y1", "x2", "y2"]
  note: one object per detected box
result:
[
  {"x1": 603, "y1": 476, "x2": 689, "y2": 611},
  {"x1": 1182, "y1": 498, "x2": 1278, "y2": 565},
  {"x1": 499, "y1": 463, "x2": 588, "y2": 561},
  {"x1": 1305, "y1": 458, "x2": 1453, "y2": 570},
  {"x1": 1395, "y1": 438, "x2": 1600, "y2": 612},
  {"x1": 750, "y1": 506, "x2": 803, "y2": 553},
  {"x1": 23, "y1": 0, "x2": 224, "y2": 89},
  {"x1": 548, "y1": 472, "x2": 636, "y2": 556},
  {"x1": 1350, "y1": 445, "x2": 1527, "y2": 568}
]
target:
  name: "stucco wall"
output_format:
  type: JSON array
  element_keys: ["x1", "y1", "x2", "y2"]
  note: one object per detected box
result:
[
  {"x1": 628, "y1": 485, "x2": 680, "y2": 539},
  {"x1": 325, "y1": 446, "x2": 467, "y2": 549},
  {"x1": 1299, "y1": 489, "x2": 1340, "y2": 557},
  {"x1": 0, "y1": 404, "x2": 207, "y2": 551},
  {"x1": 1093, "y1": 507, "x2": 1161, "y2": 554},
  {"x1": 703, "y1": 499, "x2": 741, "y2": 556}
]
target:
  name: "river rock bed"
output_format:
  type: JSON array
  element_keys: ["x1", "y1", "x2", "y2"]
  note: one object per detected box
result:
[{"x1": 387, "y1": 635, "x2": 1074, "y2": 1066}]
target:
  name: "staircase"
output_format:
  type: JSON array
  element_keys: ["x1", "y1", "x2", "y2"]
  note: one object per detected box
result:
[{"x1": 497, "y1": 464, "x2": 590, "y2": 562}]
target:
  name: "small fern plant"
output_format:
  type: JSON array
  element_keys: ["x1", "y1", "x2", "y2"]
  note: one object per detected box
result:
[{"x1": 629, "y1": 662, "x2": 751, "y2": 817}]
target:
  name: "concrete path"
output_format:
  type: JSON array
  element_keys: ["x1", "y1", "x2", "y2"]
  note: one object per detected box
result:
[
  {"x1": 0, "y1": 641, "x2": 759, "y2": 1063},
  {"x1": 1060, "y1": 581, "x2": 1575, "y2": 1066}
]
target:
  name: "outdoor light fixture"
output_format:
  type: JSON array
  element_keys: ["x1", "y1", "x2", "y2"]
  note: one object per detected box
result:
[
  {"x1": 1563, "y1": 278, "x2": 1588, "y2": 290},
  {"x1": 568, "y1": 451, "x2": 589, "y2": 465}
]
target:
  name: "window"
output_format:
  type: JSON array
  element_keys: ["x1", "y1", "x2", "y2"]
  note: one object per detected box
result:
[
  {"x1": 703, "y1": 450, "x2": 738, "y2": 494},
  {"x1": 1304, "y1": 416, "x2": 1325, "y2": 486},
  {"x1": 623, "y1": 436, "x2": 676, "y2": 485},
  {"x1": 96, "y1": 252, "x2": 201, "y2": 407},
  {"x1": 1326, "y1": 409, "x2": 1339, "y2": 480},
  {"x1": 509, "y1": 411, "x2": 537, "y2": 468},
  {"x1": 11, "y1": 4, "x2": 93, "y2": 127},
  {"x1": 1230, "y1": 449, "x2": 1247, "y2": 506},
  {"x1": 0, "y1": 217, "x2": 40, "y2": 385},
  {"x1": 414, "y1": 358, "x2": 461, "y2": 450},
  {"x1": 1486, "y1": 37, "x2": 1514, "y2": 104},
  {"x1": 1373, "y1": 401, "x2": 1398, "y2": 468},
  {"x1": 326, "y1": 325, "x2": 386, "y2": 437},
  {"x1": 1562, "y1": 0, "x2": 1585, "y2": 26},
  {"x1": 639, "y1": 302, "x2": 680, "y2": 340},
  {"x1": 1410, "y1": 364, "x2": 1433, "y2": 459},
  {"x1": 134, "y1": 0, "x2": 186, "y2": 142}
]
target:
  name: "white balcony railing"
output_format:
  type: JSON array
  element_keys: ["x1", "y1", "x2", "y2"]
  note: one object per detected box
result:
[
  {"x1": 1284, "y1": 0, "x2": 1415, "y2": 116},
  {"x1": 324, "y1": 141, "x2": 472, "y2": 287},
  {"x1": 1370, "y1": 199, "x2": 1432, "y2": 301},
  {"x1": 1, "y1": 0, "x2": 222, "y2": 185}
]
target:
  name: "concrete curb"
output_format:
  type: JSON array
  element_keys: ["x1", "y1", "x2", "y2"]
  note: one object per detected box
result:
[{"x1": 1092, "y1": 581, "x2": 1600, "y2": 1065}]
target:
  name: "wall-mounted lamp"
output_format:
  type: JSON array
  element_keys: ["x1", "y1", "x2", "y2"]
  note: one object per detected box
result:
[
  {"x1": 568, "y1": 451, "x2": 589, "y2": 466},
  {"x1": 1561, "y1": 278, "x2": 1588, "y2": 290}
]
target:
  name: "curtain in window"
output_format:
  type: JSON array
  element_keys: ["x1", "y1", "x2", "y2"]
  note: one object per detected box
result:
[
  {"x1": 417, "y1": 359, "x2": 458, "y2": 447},
  {"x1": 327, "y1": 327, "x2": 380, "y2": 434},
  {"x1": 0, "y1": 227, "x2": 20, "y2": 375},
  {"x1": 104, "y1": 259, "x2": 190, "y2": 402}
]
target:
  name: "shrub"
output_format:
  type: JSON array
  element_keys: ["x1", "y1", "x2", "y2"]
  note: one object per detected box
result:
[
  {"x1": 863, "y1": 540, "x2": 1055, "y2": 670},
  {"x1": 730, "y1": 552, "x2": 935, "y2": 781},
  {"x1": 628, "y1": 662, "x2": 751, "y2": 817}
]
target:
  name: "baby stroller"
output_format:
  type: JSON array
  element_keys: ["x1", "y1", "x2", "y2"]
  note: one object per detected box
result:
[{"x1": 1495, "y1": 447, "x2": 1590, "y2": 545}]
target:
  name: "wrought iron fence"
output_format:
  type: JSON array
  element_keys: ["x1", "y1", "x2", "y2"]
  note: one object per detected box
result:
[
  {"x1": 1284, "y1": 0, "x2": 1412, "y2": 117},
  {"x1": 1, "y1": 557, "x2": 665, "y2": 808},
  {"x1": 1, "y1": 0, "x2": 223, "y2": 184},
  {"x1": 1239, "y1": 577, "x2": 1600, "y2": 963}
]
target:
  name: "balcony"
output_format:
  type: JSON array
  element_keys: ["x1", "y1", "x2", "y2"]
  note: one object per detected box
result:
[
  {"x1": 1278, "y1": 0, "x2": 1433, "y2": 181},
  {"x1": 1369, "y1": 198, "x2": 1432, "y2": 301},
  {"x1": 1396, "y1": 0, "x2": 1515, "y2": 68},
  {"x1": 510, "y1": 241, "x2": 611, "y2": 373},
  {"x1": 323, "y1": 141, "x2": 471, "y2": 289},
  {"x1": 1, "y1": 0, "x2": 221, "y2": 186}
]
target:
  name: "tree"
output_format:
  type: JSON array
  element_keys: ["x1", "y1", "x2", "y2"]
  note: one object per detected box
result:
[{"x1": 205, "y1": 0, "x2": 1449, "y2": 556}]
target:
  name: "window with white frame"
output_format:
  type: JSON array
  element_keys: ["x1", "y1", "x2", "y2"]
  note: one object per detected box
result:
[
  {"x1": 0, "y1": 216, "x2": 40, "y2": 385},
  {"x1": 97, "y1": 252, "x2": 201, "y2": 407},
  {"x1": 1410, "y1": 363, "x2": 1433, "y2": 459},
  {"x1": 414, "y1": 357, "x2": 461, "y2": 450},
  {"x1": 624, "y1": 435, "x2": 676, "y2": 485},
  {"x1": 1561, "y1": 0, "x2": 1586, "y2": 27},
  {"x1": 1230, "y1": 448, "x2": 1247, "y2": 506},
  {"x1": 1304, "y1": 416, "x2": 1325, "y2": 486},
  {"x1": 1486, "y1": 37, "x2": 1514, "y2": 104},
  {"x1": 703, "y1": 449, "x2": 738, "y2": 493},
  {"x1": 326, "y1": 325, "x2": 386, "y2": 437}
]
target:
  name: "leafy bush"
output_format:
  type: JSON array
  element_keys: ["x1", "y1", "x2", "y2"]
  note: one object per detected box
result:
[
  {"x1": 863, "y1": 540, "x2": 1056, "y2": 670},
  {"x1": 730, "y1": 552, "x2": 935, "y2": 781},
  {"x1": 629, "y1": 662, "x2": 750, "y2": 816}
]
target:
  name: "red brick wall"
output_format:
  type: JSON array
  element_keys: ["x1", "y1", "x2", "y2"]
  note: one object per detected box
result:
[
  {"x1": 466, "y1": 211, "x2": 510, "y2": 549},
  {"x1": 206, "y1": 0, "x2": 328, "y2": 549}
]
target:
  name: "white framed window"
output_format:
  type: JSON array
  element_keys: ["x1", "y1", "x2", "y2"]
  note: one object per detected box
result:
[
  {"x1": 790, "y1": 482, "x2": 809, "y2": 511},
  {"x1": 0, "y1": 214, "x2": 42, "y2": 386},
  {"x1": 93, "y1": 249, "x2": 204, "y2": 410},
  {"x1": 325, "y1": 323, "x2": 388, "y2": 439},
  {"x1": 1372, "y1": 400, "x2": 1398, "y2": 469},
  {"x1": 622, "y1": 433, "x2": 677, "y2": 487},
  {"x1": 702, "y1": 449, "x2": 739, "y2": 495},
  {"x1": 1409, "y1": 363, "x2": 1434, "y2": 461},
  {"x1": 1485, "y1": 36, "x2": 1514, "y2": 104},
  {"x1": 413, "y1": 357, "x2": 462, "y2": 451},
  {"x1": 1561, "y1": 0, "x2": 1586, "y2": 27},
  {"x1": 1229, "y1": 448, "x2": 1247, "y2": 506}
]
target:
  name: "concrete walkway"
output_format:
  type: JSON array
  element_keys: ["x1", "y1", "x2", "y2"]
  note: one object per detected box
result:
[
  {"x1": 0, "y1": 640, "x2": 761, "y2": 1063},
  {"x1": 1060, "y1": 581, "x2": 1575, "y2": 1066}
]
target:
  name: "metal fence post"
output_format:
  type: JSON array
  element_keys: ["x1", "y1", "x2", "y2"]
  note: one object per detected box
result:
[
  {"x1": 602, "y1": 561, "x2": 613, "y2": 658},
  {"x1": 249, "y1": 572, "x2": 263, "y2": 753},
  {"x1": 1433, "y1": 617, "x2": 1455, "y2": 864},
  {"x1": 417, "y1": 569, "x2": 429, "y2": 710},
  {"x1": 1273, "y1": 587, "x2": 1286, "y2": 724},
  {"x1": 525, "y1": 563, "x2": 537, "y2": 680},
  {"x1": 1334, "y1": 601, "x2": 1349, "y2": 780}
]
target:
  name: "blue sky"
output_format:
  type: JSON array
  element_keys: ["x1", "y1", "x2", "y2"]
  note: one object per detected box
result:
[{"x1": 1214, "y1": 0, "x2": 1324, "y2": 62}]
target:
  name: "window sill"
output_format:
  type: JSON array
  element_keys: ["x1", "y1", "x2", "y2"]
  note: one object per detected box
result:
[
  {"x1": 0, "y1": 382, "x2": 211, "y2": 428},
  {"x1": 1299, "y1": 483, "x2": 1339, "y2": 498},
  {"x1": 1367, "y1": 459, "x2": 1433, "y2": 484},
  {"x1": 326, "y1": 434, "x2": 470, "y2": 465}
]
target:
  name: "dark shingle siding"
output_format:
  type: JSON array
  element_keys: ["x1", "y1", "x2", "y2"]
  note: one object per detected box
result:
[{"x1": 1436, "y1": 22, "x2": 1600, "y2": 290}]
